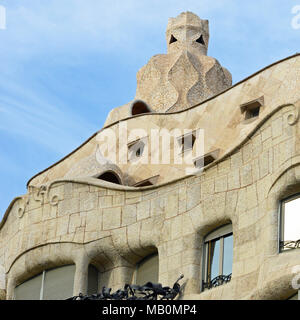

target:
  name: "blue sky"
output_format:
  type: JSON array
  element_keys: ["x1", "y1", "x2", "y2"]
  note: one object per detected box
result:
[{"x1": 0, "y1": 0, "x2": 299, "y2": 219}]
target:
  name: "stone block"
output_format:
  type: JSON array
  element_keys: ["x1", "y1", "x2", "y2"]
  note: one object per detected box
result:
[
  {"x1": 103, "y1": 207, "x2": 121, "y2": 230},
  {"x1": 187, "y1": 184, "x2": 201, "y2": 211},
  {"x1": 137, "y1": 200, "x2": 150, "y2": 220},
  {"x1": 99, "y1": 196, "x2": 113, "y2": 208},
  {"x1": 240, "y1": 163, "x2": 252, "y2": 187},
  {"x1": 85, "y1": 209, "x2": 102, "y2": 232},
  {"x1": 58, "y1": 198, "x2": 79, "y2": 216},
  {"x1": 215, "y1": 174, "x2": 228, "y2": 193},
  {"x1": 121, "y1": 204, "x2": 137, "y2": 226},
  {"x1": 80, "y1": 192, "x2": 98, "y2": 212}
]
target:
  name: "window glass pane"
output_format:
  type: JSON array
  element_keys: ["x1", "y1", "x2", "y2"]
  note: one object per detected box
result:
[
  {"x1": 15, "y1": 273, "x2": 42, "y2": 300},
  {"x1": 43, "y1": 265, "x2": 75, "y2": 300},
  {"x1": 223, "y1": 234, "x2": 233, "y2": 276},
  {"x1": 284, "y1": 198, "x2": 300, "y2": 241},
  {"x1": 87, "y1": 265, "x2": 99, "y2": 295},
  {"x1": 207, "y1": 239, "x2": 220, "y2": 281},
  {"x1": 136, "y1": 254, "x2": 158, "y2": 285},
  {"x1": 183, "y1": 134, "x2": 194, "y2": 150}
]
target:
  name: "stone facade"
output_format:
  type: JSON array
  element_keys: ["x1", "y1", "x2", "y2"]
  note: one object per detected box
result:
[{"x1": 1, "y1": 12, "x2": 300, "y2": 300}]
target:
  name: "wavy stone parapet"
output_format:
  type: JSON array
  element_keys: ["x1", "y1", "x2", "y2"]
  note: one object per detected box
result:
[
  {"x1": 1, "y1": 100, "x2": 300, "y2": 299},
  {"x1": 28, "y1": 54, "x2": 300, "y2": 189}
]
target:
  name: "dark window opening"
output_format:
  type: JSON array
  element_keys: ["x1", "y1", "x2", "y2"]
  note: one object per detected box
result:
[
  {"x1": 98, "y1": 171, "x2": 121, "y2": 185},
  {"x1": 136, "y1": 147, "x2": 142, "y2": 157},
  {"x1": 133, "y1": 175, "x2": 159, "y2": 187},
  {"x1": 128, "y1": 140, "x2": 145, "y2": 162},
  {"x1": 196, "y1": 35, "x2": 205, "y2": 45},
  {"x1": 177, "y1": 131, "x2": 196, "y2": 154},
  {"x1": 134, "y1": 180, "x2": 153, "y2": 187},
  {"x1": 203, "y1": 155, "x2": 215, "y2": 166},
  {"x1": 240, "y1": 97, "x2": 264, "y2": 121},
  {"x1": 131, "y1": 101, "x2": 151, "y2": 116},
  {"x1": 193, "y1": 149, "x2": 220, "y2": 168},
  {"x1": 245, "y1": 106, "x2": 260, "y2": 120},
  {"x1": 169, "y1": 34, "x2": 177, "y2": 44}
]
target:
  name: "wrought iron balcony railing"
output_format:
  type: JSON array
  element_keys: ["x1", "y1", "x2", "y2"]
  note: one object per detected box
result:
[
  {"x1": 280, "y1": 239, "x2": 300, "y2": 250},
  {"x1": 67, "y1": 274, "x2": 184, "y2": 300},
  {"x1": 202, "y1": 273, "x2": 232, "y2": 290}
]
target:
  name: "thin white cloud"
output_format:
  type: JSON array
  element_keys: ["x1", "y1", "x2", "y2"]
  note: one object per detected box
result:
[{"x1": 0, "y1": 76, "x2": 97, "y2": 155}]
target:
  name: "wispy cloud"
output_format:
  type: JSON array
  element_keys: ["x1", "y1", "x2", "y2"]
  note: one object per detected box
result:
[{"x1": 0, "y1": 75, "x2": 98, "y2": 155}]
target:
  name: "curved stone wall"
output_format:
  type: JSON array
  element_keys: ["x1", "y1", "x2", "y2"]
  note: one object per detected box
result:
[
  {"x1": 2, "y1": 98, "x2": 300, "y2": 299},
  {"x1": 27, "y1": 54, "x2": 300, "y2": 189}
]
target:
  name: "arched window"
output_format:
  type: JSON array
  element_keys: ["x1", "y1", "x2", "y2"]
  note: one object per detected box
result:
[
  {"x1": 97, "y1": 171, "x2": 121, "y2": 185},
  {"x1": 15, "y1": 265, "x2": 75, "y2": 300},
  {"x1": 133, "y1": 253, "x2": 159, "y2": 285},
  {"x1": 280, "y1": 194, "x2": 300, "y2": 251},
  {"x1": 130, "y1": 100, "x2": 152, "y2": 116},
  {"x1": 202, "y1": 224, "x2": 233, "y2": 290}
]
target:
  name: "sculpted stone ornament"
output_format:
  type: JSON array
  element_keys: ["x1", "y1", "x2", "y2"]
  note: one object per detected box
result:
[
  {"x1": 287, "y1": 102, "x2": 300, "y2": 126},
  {"x1": 135, "y1": 11, "x2": 232, "y2": 112}
]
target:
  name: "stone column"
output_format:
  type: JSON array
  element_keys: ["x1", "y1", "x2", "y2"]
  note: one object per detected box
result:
[
  {"x1": 98, "y1": 256, "x2": 134, "y2": 292},
  {"x1": 6, "y1": 276, "x2": 16, "y2": 300},
  {"x1": 73, "y1": 255, "x2": 89, "y2": 296},
  {"x1": 0, "y1": 289, "x2": 6, "y2": 300}
]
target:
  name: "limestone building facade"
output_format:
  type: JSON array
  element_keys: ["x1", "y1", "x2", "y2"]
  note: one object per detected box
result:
[{"x1": 1, "y1": 11, "x2": 300, "y2": 300}]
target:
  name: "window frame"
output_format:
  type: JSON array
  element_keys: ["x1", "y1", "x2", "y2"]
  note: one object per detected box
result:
[
  {"x1": 240, "y1": 96, "x2": 264, "y2": 122},
  {"x1": 202, "y1": 224, "x2": 233, "y2": 291},
  {"x1": 193, "y1": 149, "x2": 220, "y2": 169},
  {"x1": 279, "y1": 193, "x2": 300, "y2": 252},
  {"x1": 177, "y1": 130, "x2": 197, "y2": 155},
  {"x1": 132, "y1": 253, "x2": 159, "y2": 285},
  {"x1": 14, "y1": 264, "x2": 75, "y2": 300},
  {"x1": 127, "y1": 137, "x2": 147, "y2": 162}
]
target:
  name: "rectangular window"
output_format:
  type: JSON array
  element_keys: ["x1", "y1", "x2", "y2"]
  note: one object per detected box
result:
[
  {"x1": 14, "y1": 265, "x2": 75, "y2": 300},
  {"x1": 193, "y1": 149, "x2": 220, "y2": 169},
  {"x1": 43, "y1": 265, "x2": 75, "y2": 300},
  {"x1": 177, "y1": 131, "x2": 196, "y2": 154},
  {"x1": 240, "y1": 96, "x2": 264, "y2": 121},
  {"x1": 133, "y1": 175, "x2": 159, "y2": 187},
  {"x1": 280, "y1": 195, "x2": 300, "y2": 251},
  {"x1": 15, "y1": 273, "x2": 43, "y2": 300},
  {"x1": 128, "y1": 137, "x2": 147, "y2": 162},
  {"x1": 134, "y1": 253, "x2": 159, "y2": 285},
  {"x1": 203, "y1": 225, "x2": 233, "y2": 290}
]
